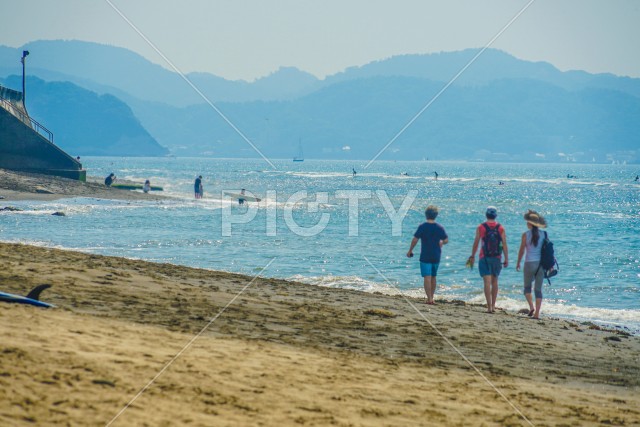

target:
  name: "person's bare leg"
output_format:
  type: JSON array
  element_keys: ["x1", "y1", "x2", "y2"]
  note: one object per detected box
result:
[
  {"x1": 429, "y1": 277, "x2": 437, "y2": 303},
  {"x1": 524, "y1": 293, "x2": 533, "y2": 309},
  {"x1": 423, "y1": 276, "x2": 432, "y2": 303},
  {"x1": 524, "y1": 293, "x2": 534, "y2": 316},
  {"x1": 491, "y1": 276, "x2": 499, "y2": 312},
  {"x1": 533, "y1": 270, "x2": 543, "y2": 318},
  {"x1": 483, "y1": 275, "x2": 493, "y2": 312},
  {"x1": 534, "y1": 298, "x2": 542, "y2": 319}
]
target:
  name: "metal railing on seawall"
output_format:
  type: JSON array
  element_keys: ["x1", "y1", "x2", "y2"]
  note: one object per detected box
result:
[{"x1": 0, "y1": 97, "x2": 54, "y2": 144}]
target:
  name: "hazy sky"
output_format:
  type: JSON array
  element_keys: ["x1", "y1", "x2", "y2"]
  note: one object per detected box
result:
[{"x1": 1, "y1": 0, "x2": 639, "y2": 81}]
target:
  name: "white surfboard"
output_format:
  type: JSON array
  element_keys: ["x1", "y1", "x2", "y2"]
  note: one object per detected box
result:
[{"x1": 223, "y1": 191, "x2": 262, "y2": 202}]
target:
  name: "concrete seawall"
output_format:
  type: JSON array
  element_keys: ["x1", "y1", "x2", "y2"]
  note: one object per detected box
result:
[{"x1": 0, "y1": 85, "x2": 85, "y2": 181}]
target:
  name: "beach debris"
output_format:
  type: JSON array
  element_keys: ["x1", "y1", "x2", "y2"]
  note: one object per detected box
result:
[
  {"x1": 92, "y1": 379, "x2": 116, "y2": 387},
  {"x1": 51, "y1": 211, "x2": 66, "y2": 216},
  {"x1": 364, "y1": 308, "x2": 396, "y2": 318},
  {"x1": 0, "y1": 206, "x2": 22, "y2": 212},
  {"x1": 35, "y1": 187, "x2": 54, "y2": 194},
  {"x1": 582, "y1": 321, "x2": 602, "y2": 330}
]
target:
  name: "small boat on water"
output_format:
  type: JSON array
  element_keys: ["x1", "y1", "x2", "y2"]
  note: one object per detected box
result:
[{"x1": 293, "y1": 139, "x2": 304, "y2": 162}]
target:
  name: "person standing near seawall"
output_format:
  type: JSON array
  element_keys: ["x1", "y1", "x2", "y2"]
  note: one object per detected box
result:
[
  {"x1": 469, "y1": 206, "x2": 508, "y2": 313},
  {"x1": 407, "y1": 205, "x2": 448, "y2": 305},
  {"x1": 516, "y1": 210, "x2": 548, "y2": 319},
  {"x1": 104, "y1": 173, "x2": 116, "y2": 187}
]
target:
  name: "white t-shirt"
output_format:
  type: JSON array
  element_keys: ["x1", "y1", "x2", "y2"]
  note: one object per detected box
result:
[{"x1": 524, "y1": 229, "x2": 544, "y2": 262}]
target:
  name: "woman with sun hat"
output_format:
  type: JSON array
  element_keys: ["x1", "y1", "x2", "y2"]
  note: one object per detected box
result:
[{"x1": 516, "y1": 210, "x2": 548, "y2": 319}]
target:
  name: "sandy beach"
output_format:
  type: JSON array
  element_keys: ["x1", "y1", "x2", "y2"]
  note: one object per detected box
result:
[{"x1": 1, "y1": 170, "x2": 640, "y2": 426}]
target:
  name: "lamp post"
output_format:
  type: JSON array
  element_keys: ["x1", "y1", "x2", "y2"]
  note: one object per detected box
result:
[{"x1": 21, "y1": 50, "x2": 29, "y2": 109}]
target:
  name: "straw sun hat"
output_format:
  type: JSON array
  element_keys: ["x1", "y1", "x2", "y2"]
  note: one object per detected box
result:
[{"x1": 524, "y1": 210, "x2": 547, "y2": 228}]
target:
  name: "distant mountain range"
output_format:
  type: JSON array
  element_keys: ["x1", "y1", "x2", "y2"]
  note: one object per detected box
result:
[
  {"x1": 0, "y1": 40, "x2": 322, "y2": 106},
  {"x1": 1, "y1": 40, "x2": 638, "y2": 162}
]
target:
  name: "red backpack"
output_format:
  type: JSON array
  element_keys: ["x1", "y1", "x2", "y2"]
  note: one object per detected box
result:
[{"x1": 482, "y1": 223, "x2": 502, "y2": 258}]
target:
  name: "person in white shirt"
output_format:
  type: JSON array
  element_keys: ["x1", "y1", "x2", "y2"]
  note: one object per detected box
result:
[{"x1": 516, "y1": 210, "x2": 548, "y2": 319}]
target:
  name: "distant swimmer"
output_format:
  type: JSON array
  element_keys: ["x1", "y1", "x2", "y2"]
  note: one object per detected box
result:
[
  {"x1": 567, "y1": 174, "x2": 576, "y2": 179},
  {"x1": 104, "y1": 173, "x2": 116, "y2": 187},
  {"x1": 401, "y1": 172, "x2": 409, "y2": 176},
  {"x1": 635, "y1": 175, "x2": 639, "y2": 182},
  {"x1": 499, "y1": 181, "x2": 505, "y2": 185},
  {"x1": 352, "y1": 168, "x2": 357, "y2": 177},
  {"x1": 434, "y1": 171, "x2": 439, "y2": 180},
  {"x1": 239, "y1": 188, "x2": 246, "y2": 205}
]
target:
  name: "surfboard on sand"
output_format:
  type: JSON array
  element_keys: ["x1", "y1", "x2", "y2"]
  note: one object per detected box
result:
[
  {"x1": 111, "y1": 183, "x2": 163, "y2": 191},
  {"x1": 0, "y1": 284, "x2": 54, "y2": 308},
  {"x1": 223, "y1": 192, "x2": 262, "y2": 202}
]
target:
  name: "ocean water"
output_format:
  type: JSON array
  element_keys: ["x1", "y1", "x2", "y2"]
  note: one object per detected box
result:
[{"x1": 2, "y1": 157, "x2": 639, "y2": 333}]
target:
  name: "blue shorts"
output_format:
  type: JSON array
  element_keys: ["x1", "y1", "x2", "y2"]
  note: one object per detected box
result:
[
  {"x1": 479, "y1": 257, "x2": 502, "y2": 277},
  {"x1": 420, "y1": 262, "x2": 439, "y2": 277}
]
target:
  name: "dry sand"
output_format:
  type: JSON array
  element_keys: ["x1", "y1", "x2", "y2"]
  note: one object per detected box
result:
[
  {"x1": 0, "y1": 242, "x2": 639, "y2": 427},
  {"x1": 1, "y1": 170, "x2": 639, "y2": 426}
]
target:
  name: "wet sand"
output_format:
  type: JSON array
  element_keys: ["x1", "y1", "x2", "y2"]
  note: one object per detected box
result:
[
  {"x1": 1, "y1": 242, "x2": 639, "y2": 426},
  {"x1": 0, "y1": 168, "x2": 166, "y2": 202}
]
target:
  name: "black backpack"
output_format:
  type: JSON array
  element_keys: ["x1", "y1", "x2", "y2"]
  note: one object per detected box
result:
[
  {"x1": 537, "y1": 231, "x2": 558, "y2": 284},
  {"x1": 482, "y1": 223, "x2": 502, "y2": 258}
]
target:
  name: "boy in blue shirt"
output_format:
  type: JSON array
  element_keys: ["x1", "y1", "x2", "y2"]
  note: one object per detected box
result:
[{"x1": 407, "y1": 205, "x2": 449, "y2": 305}]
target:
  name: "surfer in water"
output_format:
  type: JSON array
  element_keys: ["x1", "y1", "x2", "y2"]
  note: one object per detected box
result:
[
  {"x1": 352, "y1": 168, "x2": 357, "y2": 177},
  {"x1": 635, "y1": 175, "x2": 639, "y2": 182},
  {"x1": 238, "y1": 189, "x2": 246, "y2": 205},
  {"x1": 434, "y1": 171, "x2": 439, "y2": 180}
]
